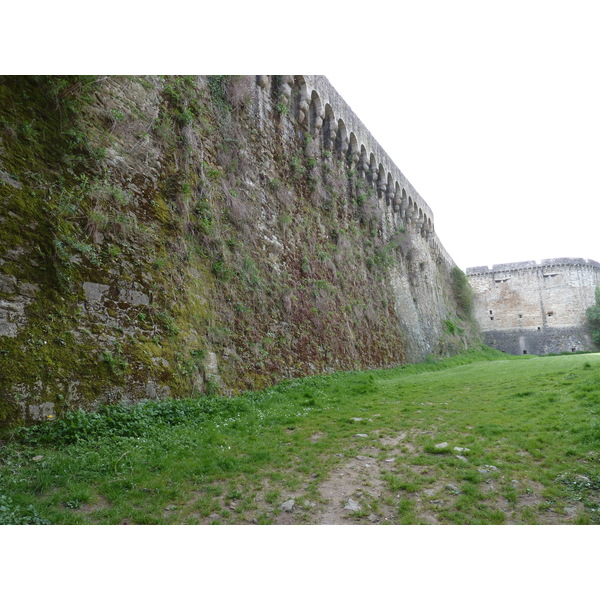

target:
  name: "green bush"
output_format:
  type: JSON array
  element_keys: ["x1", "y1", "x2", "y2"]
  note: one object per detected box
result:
[
  {"x1": 451, "y1": 266, "x2": 473, "y2": 316},
  {"x1": 12, "y1": 395, "x2": 254, "y2": 447},
  {"x1": 586, "y1": 287, "x2": 600, "y2": 347},
  {"x1": 0, "y1": 495, "x2": 50, "y2": 525}
]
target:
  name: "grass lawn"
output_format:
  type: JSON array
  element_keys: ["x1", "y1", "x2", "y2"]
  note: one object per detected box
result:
[{"x1": 1, "y1": 347, "x2": 598, "y2": 525}]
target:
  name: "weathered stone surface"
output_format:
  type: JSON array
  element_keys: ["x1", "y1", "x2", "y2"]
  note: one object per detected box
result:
[
  {"x1": 0, "y1": 273, "x2": 18, "y2": 294},
  {"x1": 0, "y1": 75, "x2": 477, "y2": 426},
  {"x1": 344, "y1": 498, "x2": 361, "y2": 512},
  {"x1": 0, "y1": 319, "x2": 18, "y2": 337},
  {"x1": 118, "y1": 288, "x2": 149, "y2": 306},
  {"x1": 0, "y1": 273, "x2": 35, "y2": 338},
  {"x1": 0, "y1": 169, "x2": 22, "y2": 188},
  {"x1": 28, "y1": 402, "x2": 55, "y2": 420},
  {"x1": 279, "y1": 499, "x2": 295, "y2": 512},
  {"x1": 83, "y1": 282, "x2": 110, "y2": 304},
  {"x1": 467, "y1": 258, "x2": 600, "y2": 354},
  {"x1": 478, "y1": 465, "x2": 499, "y2": 474}
]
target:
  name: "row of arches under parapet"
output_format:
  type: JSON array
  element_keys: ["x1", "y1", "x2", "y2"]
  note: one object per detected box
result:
[{"x1": 256, "y1": 75, "x2": 435, "y2": 243}]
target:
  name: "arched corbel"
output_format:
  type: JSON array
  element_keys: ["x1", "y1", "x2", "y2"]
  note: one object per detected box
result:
[
  {"x1": 348, "y1": 133, "x2": 359, "y2": 169},
  {"x1": 336, "y1": 121, "x2": 349, "y2": 157},
  {"x1": 323, "y1": 105, "x2": 337, "y2": 149},
  {"x1": 358, "y1": 147, "x2": 368, "y2": 177},
  {"x1": 385, "y1": 174, "x2": 394, "y2": 206},
  {"x1": 400, "y1": 191, "x2": 409, "y2": 219},
  {"x1": 377, "y1": 166, "x2": 387, "y2": 199},
  {"x1": 309, "y1": 91, "x2": 325, "y2": 133},
  {"x1": 278, "y1": 75, "x2": 294, "y2": 105},
  {"x1": 392, "y1": 184, "x2": 401, "y2": 212},
  {"x1": 368, "y1": 155, "x2": 377, "y2": 186},
  {"x1": 298, "y1": 93, "x2": 310, "y2": 123}
]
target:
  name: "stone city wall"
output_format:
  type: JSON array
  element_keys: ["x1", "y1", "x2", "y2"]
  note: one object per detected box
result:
[
  {"x1": 1, "y1": 75, "x2": 472, "y2": 427},
  {"x1": 467, "y1": 258, "x2": 600, "y2": 354}
]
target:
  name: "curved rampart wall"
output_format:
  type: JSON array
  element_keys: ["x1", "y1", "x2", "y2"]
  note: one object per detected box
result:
[
  {"x1": 467, "y1": 258, "x2": 600, "y2": 354},
  {"x1": 467, "y1": 257, "x2": 600, "y2": 276}
]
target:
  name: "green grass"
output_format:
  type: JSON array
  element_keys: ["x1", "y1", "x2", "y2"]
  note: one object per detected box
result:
[{"x1": 1, "y1": 347, "x2": 599, "y2": 524}]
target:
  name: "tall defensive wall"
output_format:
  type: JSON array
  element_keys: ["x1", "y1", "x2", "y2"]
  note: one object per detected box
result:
[{"x1": 467, "y1": 258, "x2": 600, "y2": 355}]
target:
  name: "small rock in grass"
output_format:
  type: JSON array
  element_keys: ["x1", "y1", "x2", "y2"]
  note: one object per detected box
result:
[
  {"x1": 354, "y1": 433, "x2": 369, "y2": 438},
  {"x1": 446, "y1": 484, "x2": 460, "y2": 494},
  {"x1": 279, "y1": 499, "x2": 295, "y2": 512},
  {"x1": 454, "y1": 447, "x2": 470, "y2": 453},
  {"x1": 367, "y1": 514, "x2": 379, "y2": 523},
  {"x1": 344, "y1": 498, "x2": 361, "y2": 512},
  {"x1": 384, "y1": 458, "x2": 395, "y2": 463},
  {"x1": 456, "y1": 455, "x2": 468, "y2": 462},
  {"x1": 478, "y1": 465, "x2": 499, "y2": 474},
  {"x1": 32, "y1": 455, "x2": 44, "y2": 462},
  {"x1": 575, "y1": 475, "x2": 591, "y2": 483},
  {"x1": 351, "y1": 417, "x2": 363, "y2": 422},
  {"x1": 434, "y1": 442, "x2": 448, "y2": 449},
  {"x1": 165, "y1": 504, "x2": 178, "y2": 511}
]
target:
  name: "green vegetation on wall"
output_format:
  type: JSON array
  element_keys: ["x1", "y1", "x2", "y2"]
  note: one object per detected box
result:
[
  {"x1": 450, "y1": 266, "x2": 473, "y2": 317},
  {"x1": 0, "y1": 76, "x2": 478, "y2": 429},
  {"x1": 586, "y1": 287, "x2": 600, "y2": 347}
]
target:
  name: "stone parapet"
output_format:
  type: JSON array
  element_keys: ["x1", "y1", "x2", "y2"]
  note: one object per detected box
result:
[{"x1": 467, "y1": 258, "x2": 600, "y2": 276}]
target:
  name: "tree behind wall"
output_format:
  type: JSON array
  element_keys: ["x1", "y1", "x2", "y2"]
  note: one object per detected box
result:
[{"x1": 586, "y1": 287, "x2": 600, "y2": 347}]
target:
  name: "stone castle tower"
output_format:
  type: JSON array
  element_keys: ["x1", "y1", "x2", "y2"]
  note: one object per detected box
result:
[{"x1": 467, "y1": 258, "x2": 600, "y2": 355}]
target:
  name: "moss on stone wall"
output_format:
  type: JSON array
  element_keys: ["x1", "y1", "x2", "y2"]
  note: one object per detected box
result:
[{"x1": 0, "y1": 76, "x2": 477, "y2": 429}]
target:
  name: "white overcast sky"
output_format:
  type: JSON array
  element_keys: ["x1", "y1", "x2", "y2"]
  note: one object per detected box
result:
[
  {"x1": 325, "y1": 5, "x2": 600, "y2": 270},
  {"x1": 9, "y1": 1, "x2": 600, "y2": 272}
]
